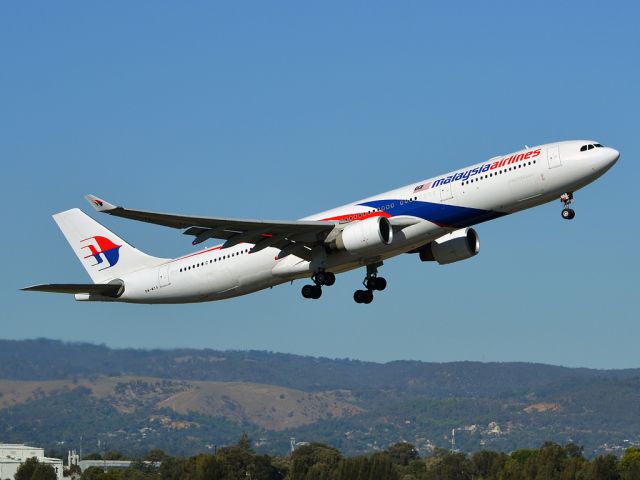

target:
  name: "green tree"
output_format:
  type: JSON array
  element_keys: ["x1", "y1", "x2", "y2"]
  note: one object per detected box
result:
[
  {"x1": 251, "y1": 454, "x2": 284, "y2": 480},
  {"x1": 237, "y1": 433, "x2": 253, "y2": 454},
  {"x1": 304, "y1": 463, "x2": 331, "y2": 480},
  {"x1": 525, "y1": 442, "x2": 567, "y2": 480},
  {"x1": 500, "y1": 457, "x2": 524, "y2": 480},
  {"x1": 65, "y1": 464, "x2": 82, "y2": 478},
  {"x1": 585, "y1": 454, "x2": 620, "y2": 480},
  {"x1": 424, "y1": 450, "x2": 476, "y2": 480},
  {"x1": 80, "y1": 466, "x2": 107, "y2": 480},
  {"x1": 385, "y1": 443, "x2": 419, "y2": 466},
  {"x1": 14, "y1": 457, "x2": 39, "y2": 480},
  {"x1": 158, "y1": 456, "x2": 186, "y2": 480},
  {"x1": 472, "y1": 450, "x2": 508, "y2": 479},
  {"x1": 30, "y1": 464, "x2": 57, "y2": 480},
  {"x1": 289, "y1": 443, "x2": 341, "y2": 480},
  {"x1": 193, "y1": 454, "x2": 228, "y2": 480},
  {"x1": 369, "y1": 454, "x2": 399, "y2": 480},
  {"x1": 15, "y1": 458, "x2": 56, "y2": 480},
  {"x1": 510, "y1": 449, "x2": 536, "y2": 465},
  {"x1": 619, "y1": 448, "x2": 640, "y2": 480},
  {"x1": 561, "y1": 456, "x2": 588, "y2": 480},
  {"x1": 564, "y1": 443, "x2": 584, "y2": 459},
  {"x1": 217, "y1": 446, "x2": 251, "y2": 480},
  {"x1": 332, "y1": 457, "x2": 370, "y2": 480},
  {"x1": 144, "y1": 449, "x2": 169, "y2": 462}
]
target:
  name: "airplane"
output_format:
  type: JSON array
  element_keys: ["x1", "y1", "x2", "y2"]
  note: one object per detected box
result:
[{"x1": 22, "y1": 140, "x2": 619, "y2": 304}]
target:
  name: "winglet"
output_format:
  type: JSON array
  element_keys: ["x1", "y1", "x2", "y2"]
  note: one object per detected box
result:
[{"x1": 85, "y1": 194, "x2": 117, "y2": 212}]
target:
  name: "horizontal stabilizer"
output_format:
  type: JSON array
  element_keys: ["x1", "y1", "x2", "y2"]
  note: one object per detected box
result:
[{"x1": 21, "y1": 283, "x2": 123, "y2": 297}]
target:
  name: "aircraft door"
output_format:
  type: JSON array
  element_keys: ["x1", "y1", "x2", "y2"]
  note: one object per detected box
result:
[
  {"x1": 158, "y1": 264, "x2": 170, "y2": 287},
  {"x1": 547, "y1": 145, "x2": 561, "y2": 169},
  {"x1": 439, "y1": 182, "x2": 453, "y2": 202}
]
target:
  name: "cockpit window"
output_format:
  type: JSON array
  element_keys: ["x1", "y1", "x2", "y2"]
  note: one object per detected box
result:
[{"x1": 580, "y1": 143, "x2": 604, "y2": 152}]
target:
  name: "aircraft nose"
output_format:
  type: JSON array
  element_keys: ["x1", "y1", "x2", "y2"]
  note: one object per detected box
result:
[{"x1": 607, "y1": 147, "x2": 620, "y2": 166}]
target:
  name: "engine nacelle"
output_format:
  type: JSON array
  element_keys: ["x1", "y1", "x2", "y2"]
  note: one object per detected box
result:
[
  {"x1": 330, "y1": 216, "x2": 393, "y2": 254},
  {"x1": 419, "y1": 228, "x2": 479, "y2": 265}
]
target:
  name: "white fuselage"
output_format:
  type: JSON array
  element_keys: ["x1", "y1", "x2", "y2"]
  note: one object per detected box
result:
[{"x1": 103, "y1": 140, "x2": 618, "y2": 304}]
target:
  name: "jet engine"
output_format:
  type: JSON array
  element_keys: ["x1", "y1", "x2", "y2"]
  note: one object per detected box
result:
[
  {"x1": 329, "y1": 216, "x2": 393, "y2": 254},
  {"x1": 419, "y1": 228, "x2": 479, "y2": 265}
]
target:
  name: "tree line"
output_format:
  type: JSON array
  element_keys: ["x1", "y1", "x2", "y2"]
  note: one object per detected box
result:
[{"x1": 14, "y1": 435, "x2": 640, "y2": 480}]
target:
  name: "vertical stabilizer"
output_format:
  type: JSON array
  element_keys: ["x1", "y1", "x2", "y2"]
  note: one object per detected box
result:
[{"x1": 53, "y1": 208, "x2": 168, "y2": 283}]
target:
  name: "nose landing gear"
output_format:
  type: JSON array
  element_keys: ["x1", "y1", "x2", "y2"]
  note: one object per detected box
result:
[
  {"x1": 301, "y1": 270, "x2": 336, "y2": 300},
  {"x1": 560, "y1": 193, "x2": 576, "y2": 220},
  {"x1": 354, "y1": 262, "x2": 387, "y2": 304}
]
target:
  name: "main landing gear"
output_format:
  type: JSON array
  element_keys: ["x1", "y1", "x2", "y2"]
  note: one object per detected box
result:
[
  {"x1": 301, "y1": 270, "x2": 336, "y2": 300},
  {"x1": 560, "y1": 192, "x2": 576, "y2": 220},
  {"x1": 354, "y1": 263, "x2": 387, "y2": 304}
]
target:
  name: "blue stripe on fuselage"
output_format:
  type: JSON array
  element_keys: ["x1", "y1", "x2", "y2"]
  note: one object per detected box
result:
[{"x1": 358, "y1": 199, "x2": 506, "y2": 228}]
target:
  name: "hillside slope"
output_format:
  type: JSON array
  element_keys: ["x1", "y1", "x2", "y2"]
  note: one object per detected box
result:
[{"x1": 1, "y1": 339, "x2": 639, "y2": 457}]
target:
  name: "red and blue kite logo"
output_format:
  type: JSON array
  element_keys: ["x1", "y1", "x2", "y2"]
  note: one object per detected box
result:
[{"x1": 81, "y1": 236, "x2": 121, "y2": 271}]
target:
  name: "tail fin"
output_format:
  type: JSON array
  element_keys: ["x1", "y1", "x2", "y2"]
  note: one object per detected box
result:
[{"x1": 53, "y1": 208, "x2": 168, "y2": 283}]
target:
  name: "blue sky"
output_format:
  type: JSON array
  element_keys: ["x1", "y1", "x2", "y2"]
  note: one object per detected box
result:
[{"x1": 1, "y1": 2, "x2": 638, "y2": 369}]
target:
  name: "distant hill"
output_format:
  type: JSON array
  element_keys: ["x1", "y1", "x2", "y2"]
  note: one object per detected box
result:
[
  {"x1": 0, "y1": 339, "x2": 639, "y2": 457},
  {"x1": 0, "y1": 376, "x2": 361, "y2": 430}
]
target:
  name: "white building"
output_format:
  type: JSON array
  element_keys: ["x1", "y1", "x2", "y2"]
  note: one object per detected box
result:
[{"x1": 0, "y1": 444, "x2": 63, "y2": 480}]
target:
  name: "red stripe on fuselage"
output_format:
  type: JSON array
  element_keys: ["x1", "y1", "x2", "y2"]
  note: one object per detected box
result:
[
  {"x1": 319, "y1": 211, "x2": 391, "y2": 222},
  {"x1": 171, "y1": 245, "x2": 223, "y2": 263}
]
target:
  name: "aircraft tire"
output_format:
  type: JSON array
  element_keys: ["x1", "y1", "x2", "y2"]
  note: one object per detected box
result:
[
  {"x1": 324, "y1": 272, "x2": 336, "y2": 286},
  {"x1": 363, "y1": 290, "x2": 374, "y2": 304},
  {"x1": 374, "y1": 277, "x2": 387, "y2": 291},
  {"x1": 301, "y1": 285, "x2": 314, "y2": 299},
  {"x1": 311, "y1": 285, "x2": 322, "y2": 299}
]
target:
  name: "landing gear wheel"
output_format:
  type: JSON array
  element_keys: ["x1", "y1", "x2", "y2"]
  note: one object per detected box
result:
[
  {"x1": 561, "y1": 208, "x2": 575, "y2": 220},
  {"x1": 362, "y1": 290, "x2": 374, "y2": 304},
  {"x1": 310, "y1": 285, "x2": 322, "y2": 299},
  {"x1": 356, "y1": 262, "x2": 384, "y2": 303},
  {"x1": 324, "y1": 272, "x2": 336, "y2": 286},
  {"x1": 301, "y1": 285, "x2": 314, "y2": 299},
  {"x1": 374, "y1": 277, "x2": 387, "y2": 291},
  {"x1": 354, "y1": 289, "x2": 374, "y2": 304},
  {"x1": 314, "y1": 271, "x2": 335, "y2": 286},
  {"x1": 560, "y1": 193, "x2": 575, "y2": 220}
]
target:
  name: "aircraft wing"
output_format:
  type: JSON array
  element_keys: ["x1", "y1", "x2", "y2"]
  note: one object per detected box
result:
[
  {"x1": 86, "y1": 194, "x2": 336, "y2": 258},
  {"x1": 21, "y1": 283, "x2": 123, "y2": 297}
]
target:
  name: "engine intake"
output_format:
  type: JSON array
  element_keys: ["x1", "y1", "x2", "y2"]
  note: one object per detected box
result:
[
  {"x1": 419, "y1": 228, "x2": 479, "y2": 265},
  {"x1": 330, "y1": 216, "x2": 393, "y2": 254}
]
